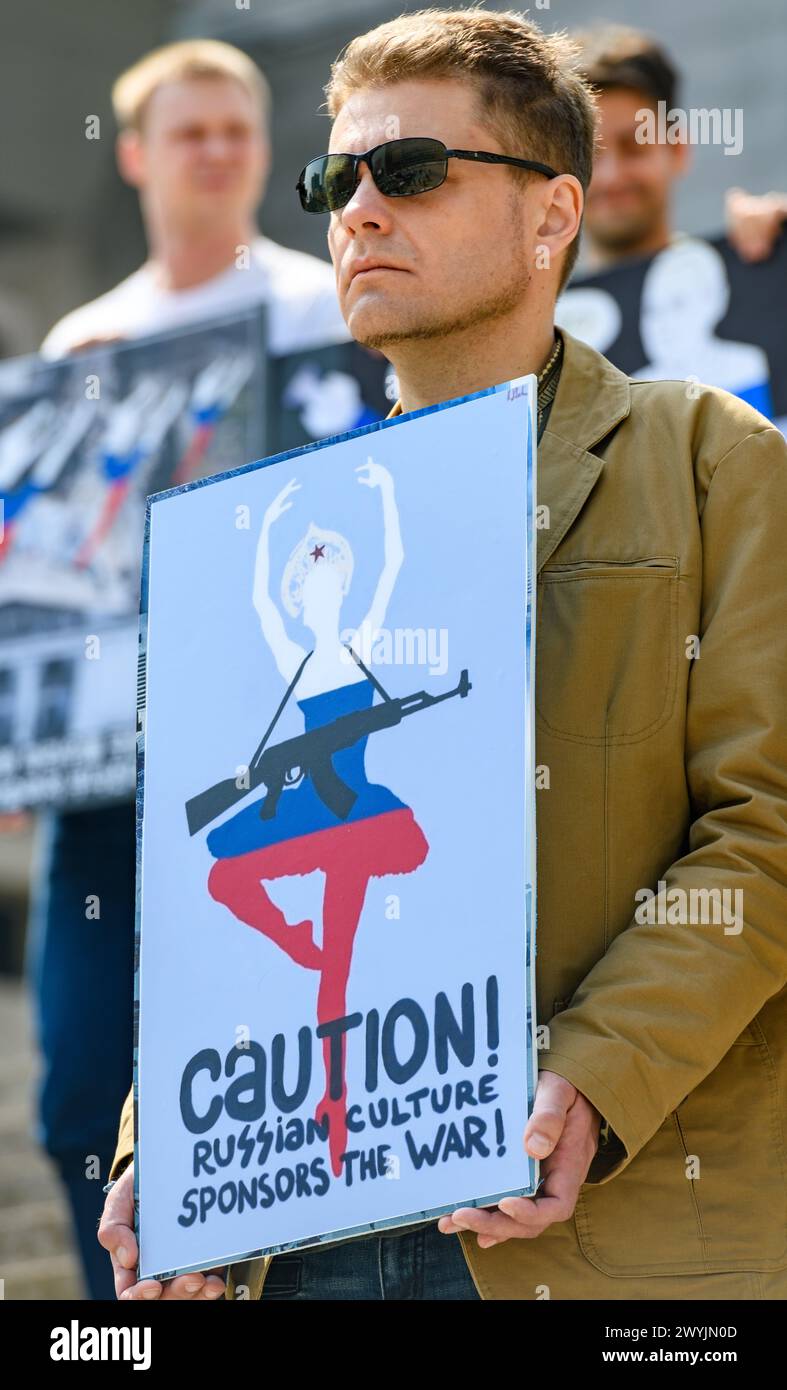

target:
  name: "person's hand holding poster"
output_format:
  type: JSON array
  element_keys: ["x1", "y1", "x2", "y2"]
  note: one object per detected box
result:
[{"x1": 134, "y1": 376, "x2": 538, "y2": 1279}]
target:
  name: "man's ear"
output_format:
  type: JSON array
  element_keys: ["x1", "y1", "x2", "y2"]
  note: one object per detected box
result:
[
  {"x1": 533, "y1": 175, "x2": 584, "y2": 277},
  {"x1": 116, "y1": 129, "x2": 145, "y2": 189}
]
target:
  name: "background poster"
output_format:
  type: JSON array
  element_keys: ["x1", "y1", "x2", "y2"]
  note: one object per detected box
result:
[
  {"x1": 135, "y1": 377, "x2": 538, "y2": 1278},
  {"x1": 558, "y1": 232, "x2": 787, "y2": 434},
  {"x1": 0, "y1": 313, "x2": 390, "y2": 812},
  {"x1": 270, "y1": 340, "x2": 396, "y2": 454}
]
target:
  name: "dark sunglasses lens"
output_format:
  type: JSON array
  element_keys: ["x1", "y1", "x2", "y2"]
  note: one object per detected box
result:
[
  {"x1": 371, "y1": 138, "x2": 448, "y2": 197},
  {"x1": 298, "y1": 154, "x2": 357, "y2": 212}
]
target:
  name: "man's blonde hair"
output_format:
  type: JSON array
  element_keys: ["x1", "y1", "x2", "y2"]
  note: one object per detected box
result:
[
  {"x1": 112, "y1": 39, "x2": 271, "y2": 133},
  {"x1": 325, "y1": 7, "x2": 597, "y2": 290}
]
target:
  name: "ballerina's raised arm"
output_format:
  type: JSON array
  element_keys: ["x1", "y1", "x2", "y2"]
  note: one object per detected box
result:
[
  {"x1": 252, "y1": 478, "x2": 308, "y2": 682},
  {"x1": 354, "y1": 457, "x2": 404, "y2": 659}
]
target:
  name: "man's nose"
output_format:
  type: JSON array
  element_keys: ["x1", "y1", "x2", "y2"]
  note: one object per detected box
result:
[
  {"x1": 339, "y1": 161, "x2": 394, "y2": 234},
  {"x1": 201, "y1": 134, "x2": 234, "y2": 160}
]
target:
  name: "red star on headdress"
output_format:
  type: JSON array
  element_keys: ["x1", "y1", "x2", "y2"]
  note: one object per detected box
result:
[{"x1": 310, "y1": 544, "x2": 326, "y2": 561}]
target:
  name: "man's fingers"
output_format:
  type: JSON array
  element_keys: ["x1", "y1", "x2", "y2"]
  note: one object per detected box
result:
[
  {"x1": 99, "y1": 1222, "x2": 138, "y2": 1269},
  {"x1": 121, "y1": 1276, "x2": 201, "y2": 1301},
  {"x1": 119, "y1": 1271, "x2": 226, "y2": 1301},
  {"x1": 69, "y1": 334, "x2": 125, "y2": 354},
  {"x1": 157, "y1": 1273, "x2": 225, "y2": 1301},
  {"x1": 98, "y1": 1165, "x2": 136, "y2": 1254},
  {"x1": 507, "y1": 1128, "x2": 592, "y2": 1226},
  {"x1": 523, "y1": 1070, "x2": 576, "y2": 1158},
  {"x1": 439, "y1": 1204, "x2": 542, "y2": 1242},
  {"x1": 120, "y1": 1280, "x2": 164, "y2": 1301},
  {"x1": 518, "y1": 1152, "x2": 582, "y2": 1226},
  {"x1": 438, "y1": 1157, "x2": 582, "y2": 1244},
  {"x1": 97, "y1": 1162, "x2": 225, "y2": 1301},
  {"x1": 438, "y1": 1082, "x2": 602, "y2": 1248},
  {"x1": 158, "y1": 1274, "x2": 208, "y2": 1300},
  {"x1": 191, "y1": 1275, "x2": 226, "y2": 1301},
  {"x1": 109, "y1": 1244, "x2": 139, "y2": 1300},
  {"x1": 524, "y1": 1113, "x2": 562, "y2": 1158},
  {"x1": 438, "y1": 1089, "x2": 597, "y2": 1245},
  {"x1": 113, "y1": 1266, "x2": 139, "y2": 1299},
  {"x1": 97, "y1": 1164, "x2": 139, "y2": 1296}
]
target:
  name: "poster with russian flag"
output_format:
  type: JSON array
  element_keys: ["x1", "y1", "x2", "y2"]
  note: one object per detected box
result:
[
  {"x1": 134, "y1": 374, "x2": 539, "y2": 1279},
  {"x1": 0, "y1": 308, "x2": 392, "y2": 813}
]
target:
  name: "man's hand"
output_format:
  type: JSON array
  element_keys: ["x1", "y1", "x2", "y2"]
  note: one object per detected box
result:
[
  {"x1": 437, "y1": 1070, "x2": 601, "y2": 1248},
  {"x1": 67, "y1": 333, "x2": 126, "y2": 354},
  {"x1": 726, "y1": 187, "x2": 787, "y2": 263},
  {"x1": 97, "y1": 1161, "x2": 226, "y2": 1300}
]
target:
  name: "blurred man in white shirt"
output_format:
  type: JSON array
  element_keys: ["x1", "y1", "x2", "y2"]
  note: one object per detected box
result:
[{"x1": 42, "y1": 39, "x2": 350, "y2": 357}]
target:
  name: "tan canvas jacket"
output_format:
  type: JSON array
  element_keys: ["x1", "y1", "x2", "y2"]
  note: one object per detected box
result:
[{"x1": 110, "y1": 328, "x2": 787, "y2": 1299}]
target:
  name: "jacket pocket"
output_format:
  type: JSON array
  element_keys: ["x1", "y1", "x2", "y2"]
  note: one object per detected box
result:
[
  {"x1": 536, "y1": 557, "x2": 679, "y2": 743},
  {"x1": 574, "y1": 1026, "x2": 787, "y2": 1275}
]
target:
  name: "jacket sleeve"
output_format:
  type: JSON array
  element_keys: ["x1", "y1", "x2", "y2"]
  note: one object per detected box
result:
[
  {"x1": 109, "y1": 1083, "x2": 135, "y2": 1181},
  {"x1": 542, "y1": 423, "x2": 787, "y2": 1184}
]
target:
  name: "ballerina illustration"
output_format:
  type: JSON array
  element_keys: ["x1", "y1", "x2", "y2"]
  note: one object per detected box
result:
[
  {"x1": 189, "y1": 458, "x2": 475, "y2": 1184},
  {"x1": 192, "y1": 457, "x2": 470, "y2": 1177}
]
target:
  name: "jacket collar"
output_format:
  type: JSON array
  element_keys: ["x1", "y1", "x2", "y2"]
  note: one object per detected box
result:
[
  {"x1": 385, "y1": 327, "x2": 631, "y2": 572},
  {"x1": 545, "y1": 325, "x2": 630, "y2": 452}
]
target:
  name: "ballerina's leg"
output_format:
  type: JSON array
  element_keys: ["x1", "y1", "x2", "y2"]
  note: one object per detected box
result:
[
  {"x1": 308, "y1": 813, "x2": 427, "y2": 1172},
  {"x1": 207, "y1": 845, "x2": 323, "y2": 970},
  {"x1": 208, "y1": 813, "x2": 428, "y2": 1169},
  {"x1": 313, "y1": 865, "x2": 371, "y2": 1176}
]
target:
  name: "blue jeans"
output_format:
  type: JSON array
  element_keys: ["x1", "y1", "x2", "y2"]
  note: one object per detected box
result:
[
  {"x1": 25, "y1": 801, "x2": 136, "y2": 1300},
  {"x1": 260, "y1": 1224, "x2": 481, "y2": 1300}
]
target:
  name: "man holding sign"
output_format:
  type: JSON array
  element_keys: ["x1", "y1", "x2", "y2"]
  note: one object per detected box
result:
[{"x1": 101, "y1": 8, "x2": 787, "y2": 1300}]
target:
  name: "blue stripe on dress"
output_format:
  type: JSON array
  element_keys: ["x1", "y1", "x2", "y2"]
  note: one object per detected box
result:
[{"x1": 206, "y1": 677, "x2": 408, "y2": 859}]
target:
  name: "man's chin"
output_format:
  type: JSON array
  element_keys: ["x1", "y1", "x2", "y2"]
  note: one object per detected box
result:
[
  {"x1": 346, "y1": 307, "x2": 452, "y2": 350},
  {"x1": 345, "y1": 284, "x2": 525, "y2": 349},
  {"x1": 346, "y1": 311, "x2": 414, "y2": 351}
]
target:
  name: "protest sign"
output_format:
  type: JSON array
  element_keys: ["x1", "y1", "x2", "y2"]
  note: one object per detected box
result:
[
  {"x1": 0, "y1": 312, "x2": 389, "y2": 811},
  {"x1": 134, "y1": 374, "x2": 538, "y2": 1278},
  {"x1": 558, "y1": 232, "x2": 787, "y2": 434}
]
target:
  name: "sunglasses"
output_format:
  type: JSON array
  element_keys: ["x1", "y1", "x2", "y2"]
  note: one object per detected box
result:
[{"x1": 296, "y1": 136, "x2": 560, "y2": 214}]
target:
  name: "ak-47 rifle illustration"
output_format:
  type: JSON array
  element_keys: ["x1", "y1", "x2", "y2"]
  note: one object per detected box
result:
[{"x1": 185, "y1": 666, "x2": 471, "y2": 836}]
